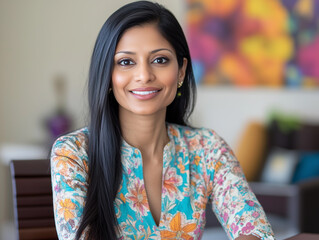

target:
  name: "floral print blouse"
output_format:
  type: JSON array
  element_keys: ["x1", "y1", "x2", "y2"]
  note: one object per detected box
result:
[{"x1": 51, "y1": 123, "x2": 275, "y2": 240}]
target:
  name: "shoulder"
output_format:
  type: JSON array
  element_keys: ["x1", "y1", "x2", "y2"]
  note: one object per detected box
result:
[
  {"x1": 168, "y1": 123, "x2": 235, "y2": 167},
  {"x1": 53, "y1": 127, "x2": 89, "y2": 147},
  {"x1": 52, "y1": 127, "x2": 89, "y2": 154},
  {"x1": 168, "y1": 123, "x2": 225, "y2": 150},
  {"x1": 51, "y1": 127, "x2": 89, "y2": 173}
]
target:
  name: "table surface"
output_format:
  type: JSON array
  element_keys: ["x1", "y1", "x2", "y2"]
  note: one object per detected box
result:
[{"x1": 285, "y1": 233, "x2": 319, "y2": 240}]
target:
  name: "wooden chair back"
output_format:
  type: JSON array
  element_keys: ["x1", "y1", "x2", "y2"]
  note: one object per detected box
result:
[{"x1": 10, "y1": 159, "x2": 58, "y2": 240}]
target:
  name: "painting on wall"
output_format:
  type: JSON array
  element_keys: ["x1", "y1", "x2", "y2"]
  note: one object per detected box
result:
[{"x1": 187, "y1": 0, "x2": 319, "y2": 87}]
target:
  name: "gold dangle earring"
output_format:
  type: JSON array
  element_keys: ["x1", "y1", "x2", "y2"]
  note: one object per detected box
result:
[
  {"x1": 108, "y1": 87, "x2": 112, "y2": 94},
  {"x1": 177, "y1": 81, "x2": 183, "y2": 97}
]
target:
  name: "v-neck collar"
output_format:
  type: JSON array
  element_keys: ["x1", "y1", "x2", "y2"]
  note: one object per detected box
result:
[{"x1": 119, "y1": 123, "x2": 177, "y2": 229}]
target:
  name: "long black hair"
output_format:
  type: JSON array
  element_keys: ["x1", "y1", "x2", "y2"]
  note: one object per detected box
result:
[{"x1": 76, "y1": 1, "x2": 196, "y2": 239}]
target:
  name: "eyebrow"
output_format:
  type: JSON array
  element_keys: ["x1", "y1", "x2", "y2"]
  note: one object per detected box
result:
[{"x1": 115, "y1": 48, "x2": 174, "y2": 55}]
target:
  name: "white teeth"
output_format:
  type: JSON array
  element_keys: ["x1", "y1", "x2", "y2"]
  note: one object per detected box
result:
[{"x1": 131, "y1": 90, "x2": 158, "y2": 95}]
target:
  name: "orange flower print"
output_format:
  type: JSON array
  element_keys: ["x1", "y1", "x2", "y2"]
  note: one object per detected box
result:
[
  {"x1": 161, "y1": 212, "x2": 197, "y2": 240},
  {"x1": 189, "y1": 138, "x2": 200, "y2": 151},
  {"x1": 55, "y1": 148, "x2": 78, "y2": 162},
  {"x1": 126, "y1": 178, "x2": 148, "y2": 216},
  {"x1": 177, "y1": 157, "x2": 186, "y2": 174},
  {"x1": 194, "y1": 197, "x2": 206, "y2": 210},
  {"x1": 75, "y1": 140, "x2": 81, "y2": 148},
  {"x1": 54, "y1": 148, "x2": 78, "y2": 170},
  {"x1": 169, "y1": 127, "x2": 179, "y2": 137},
  {"x1": 163, "y1": 167, "x2": 183, "y2": 201},
  {"x1": 214, "y1": 161, "x2": 223, "y2": 172},
  {"x1": 175, "y1": 145, "x2": 182, "y2": 152},
  {"x1": 193, "y1": 212, "x2": 200, "y2": 219},
  {"x1": 120, "y1": 193, "x2": 126, "y2": 203},
  {"x1": 82, "y1": 160, "x2": 88, "y2": 173},
  {"x1": 58, "y1": 199, "x2": 76, "y2": 222},
  {"x1": 260, "y1": 218, "x2": 266, "y2": 224},
  {"x1": 194, "y1": 156, "x2": 201, "y2": 166}
]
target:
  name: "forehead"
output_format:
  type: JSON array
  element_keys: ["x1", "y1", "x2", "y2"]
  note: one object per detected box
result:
[{"x1": 115, "y1": 23, "x2": 174, "y2": 52}]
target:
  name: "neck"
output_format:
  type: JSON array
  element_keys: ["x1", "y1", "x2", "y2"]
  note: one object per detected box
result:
[{"x1": 119, "y1": 108, "x2": 169, "y2": 160}]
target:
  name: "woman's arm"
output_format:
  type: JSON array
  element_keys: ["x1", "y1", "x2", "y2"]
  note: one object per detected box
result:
[
  {"x1": 51, "y1": 133, "x2": 89, "y2": 239},
  {"x1": 207, "y1": 131, "x2": 275, "y2": 239}
]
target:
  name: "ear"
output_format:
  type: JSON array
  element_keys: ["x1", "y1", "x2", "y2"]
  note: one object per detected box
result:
[{"x1": 178, "y1": 58, "x2": 188, "y2": 83}]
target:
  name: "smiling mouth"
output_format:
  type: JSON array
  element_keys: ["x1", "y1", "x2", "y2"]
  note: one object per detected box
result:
[
  {"x1": 129, "y1": 88, "x2": 162, "y2": 100},
  {"x1": 131, "y1": 90, "x2": 160, "y2": 95}
]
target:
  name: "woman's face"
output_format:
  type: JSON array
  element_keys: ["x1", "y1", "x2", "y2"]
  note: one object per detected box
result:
[{"x1": 112, "y1": 23, "x2": 187, "y2": 117}]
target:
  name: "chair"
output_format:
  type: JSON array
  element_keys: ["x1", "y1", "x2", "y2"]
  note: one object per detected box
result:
[{"x1": 10, "y1": 159, "x2": 58, "y2": 240}]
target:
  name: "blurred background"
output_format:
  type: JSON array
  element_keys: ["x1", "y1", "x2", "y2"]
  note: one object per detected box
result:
[{"x1": 1, "y1": 0, "x2": 319, "y2": 239}]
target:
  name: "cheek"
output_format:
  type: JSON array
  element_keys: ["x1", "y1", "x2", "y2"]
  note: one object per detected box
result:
[
  {"x1": 163, "y1": 68, "x2": 179, "y2": 97},
  {"x1": 111, "y1": 71, "x2": 129, "y2": 105},
  {"x1": 112, "y1": 70, "x2": 127, "y2": 89}
]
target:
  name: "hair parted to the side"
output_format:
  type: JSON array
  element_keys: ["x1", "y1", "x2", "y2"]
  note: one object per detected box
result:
[{"x1": 76, "y1": 1, "x2": 196, "y2": 239}]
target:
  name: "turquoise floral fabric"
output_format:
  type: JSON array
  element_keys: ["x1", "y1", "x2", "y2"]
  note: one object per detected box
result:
[{"x1": 51, "y1": 123, "x2": 275, "y2": 239}]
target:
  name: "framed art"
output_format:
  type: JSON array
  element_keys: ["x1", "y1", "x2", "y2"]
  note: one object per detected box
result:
[{"x1": 187, "y1": 0, "x2": 319, "y2": 87}]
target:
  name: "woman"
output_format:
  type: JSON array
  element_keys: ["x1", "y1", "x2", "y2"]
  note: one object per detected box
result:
[{"x1": 51, "y1": 1, "x2": 275, "y2": 239}]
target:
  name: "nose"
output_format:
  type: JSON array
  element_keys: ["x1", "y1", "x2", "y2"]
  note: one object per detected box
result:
[{"x1": 135, "y1": 61, "x2": 155, "y2": 83}]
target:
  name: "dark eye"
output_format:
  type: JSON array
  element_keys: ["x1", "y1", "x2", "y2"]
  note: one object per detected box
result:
[
  {"x1": 118, "y1": 59, "x2": 134, "y2": 66},
  {"x1": 153, "y1": 57, "x2": 168, "y2": 64}
]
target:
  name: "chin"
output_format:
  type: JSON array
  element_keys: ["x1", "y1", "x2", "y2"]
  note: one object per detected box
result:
[
  {"x1": 131, "y1": 109, "x2": 162, "y2": 116},
  {"x1": 126, "y1": 105, "x2": 167, "y2": 117}
]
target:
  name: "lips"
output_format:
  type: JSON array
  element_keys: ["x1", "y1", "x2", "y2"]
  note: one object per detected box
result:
[
  {"x1": 131, "y1": 90, "x2": 159, "y2": 95},
  {"x1": 129, "y1": 87, "x2": 162, "y2": 100}
]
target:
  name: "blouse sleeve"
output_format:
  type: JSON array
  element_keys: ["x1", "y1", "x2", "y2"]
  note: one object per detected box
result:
[
  {"x1": 208, "y1": 133, "x2": 275, "y2": 240},
  {"x1": 50, "y1": 135, "x2": 89, "y2": 240}
]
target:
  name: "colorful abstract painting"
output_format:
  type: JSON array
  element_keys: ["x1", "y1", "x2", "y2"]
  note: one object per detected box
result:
[{"x1": 187, "y1": 0, "x2": 319, "y2": 87}]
